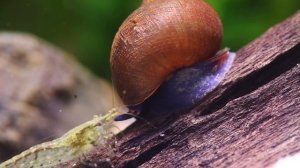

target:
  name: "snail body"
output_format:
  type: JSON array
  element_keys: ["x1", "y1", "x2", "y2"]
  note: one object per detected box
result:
[
  {"x1": 110, "y1": 0, "x2": 235, "y2": 119},
  {"x1": 139, "y1": 50, "x2": 235, "y2": 114}
]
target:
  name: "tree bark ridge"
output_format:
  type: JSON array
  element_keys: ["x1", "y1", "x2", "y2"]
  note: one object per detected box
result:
[{"x1": 69, "y1": 11, "x2": 300, "y2": 168}]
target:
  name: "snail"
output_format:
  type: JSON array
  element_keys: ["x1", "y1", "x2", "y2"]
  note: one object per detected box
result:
[{"x1": 110, "y1": 0, "x2": 235, "y2": 120}]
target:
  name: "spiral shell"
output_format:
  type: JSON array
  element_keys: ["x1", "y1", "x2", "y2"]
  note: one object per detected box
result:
[{"x1": 110, "y1": 0, "x2": 223, "y2": 106}]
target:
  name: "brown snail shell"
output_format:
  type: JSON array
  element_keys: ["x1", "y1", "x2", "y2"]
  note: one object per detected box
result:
[{"x1": 110, "y1": 0, "x2": 223, "y2": 106}]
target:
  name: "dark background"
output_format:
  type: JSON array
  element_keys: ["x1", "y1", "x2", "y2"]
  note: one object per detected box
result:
[{"x1": 0, "y1": 0, "x2": 299, "y2": 80}]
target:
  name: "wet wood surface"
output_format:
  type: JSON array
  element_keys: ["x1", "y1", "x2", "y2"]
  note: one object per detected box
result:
[{"x1": 69, "y1": 12, "x2": 300, "y2": 168}]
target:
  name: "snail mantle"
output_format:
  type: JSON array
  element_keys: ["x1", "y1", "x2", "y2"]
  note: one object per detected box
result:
[{"x1": 66, "y1": 12, "x2": 300, "y2": 168}]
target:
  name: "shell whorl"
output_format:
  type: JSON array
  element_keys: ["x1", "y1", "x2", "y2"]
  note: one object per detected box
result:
[{"x1": 110, "y1": 0, "x2": 223, "y2": 105}]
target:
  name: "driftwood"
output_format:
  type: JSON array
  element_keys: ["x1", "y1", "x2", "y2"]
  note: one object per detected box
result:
[{"x1": 68, "y1": 12, "x2": 300, "y2": 168}]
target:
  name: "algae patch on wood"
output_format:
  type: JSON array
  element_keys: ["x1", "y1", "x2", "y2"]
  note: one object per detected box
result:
[{"x1": 0, "y1": 111, "x2": 119, "y2": 168}]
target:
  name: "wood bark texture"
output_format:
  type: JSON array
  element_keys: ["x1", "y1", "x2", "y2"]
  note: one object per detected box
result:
[{"x1": 68, "y1": 12, "x2": 300, "y2": 168}]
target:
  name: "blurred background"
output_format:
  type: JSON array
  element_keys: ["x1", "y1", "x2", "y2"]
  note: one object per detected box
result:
[
  {"x1": 0, "y1": 0, "x2": 299, "y2": 163},
  {"x1": 0, "y1": 0, "x2": 299, "y2": 80}
]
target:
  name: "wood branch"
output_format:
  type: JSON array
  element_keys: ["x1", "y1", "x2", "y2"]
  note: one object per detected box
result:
[{"x1": 69, "y1": 12, "x2": 300, "y2": 168}]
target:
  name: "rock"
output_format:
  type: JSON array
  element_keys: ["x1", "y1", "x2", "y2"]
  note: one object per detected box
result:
[{"x1": 0, "y1": 32, "x2": 116, "y2": 161}]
